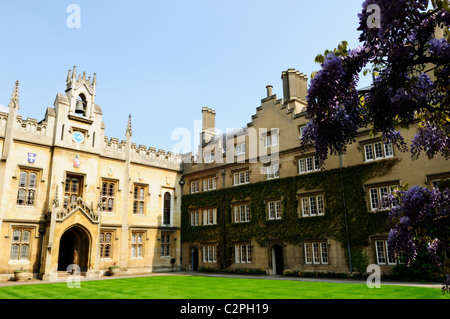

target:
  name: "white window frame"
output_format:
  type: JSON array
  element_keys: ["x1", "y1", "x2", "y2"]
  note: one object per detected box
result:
[
  {"x1": 203, "y1": 177, "x2": 217, "y2": 191},
  {"x1": 190, "y1": 211, "x2": 199, "y2": 226},
  {"x1": 234, "y1": 204, "x2": 250, "y2": 223},
  {"x1": 203, "y1": 208, "x2": 217, "y2": 225},
  {"x1": 300, "y1": 195, "x2": 325, "y2": 217},
  {"x1": 234, "y1": 244, "x2": 252, "y2": 263},
  {"x1": 299, "y1": 125, "x2": 306, "y2": 139},
  {"x1": 364, "y1": 142, "x2": 394, "y2": 162},
  {"x1": 268, "y1": 200, "x2": 282, "y2": 220},
  {"x1": 304, "y1": 242, "x2": 328, "y2": 265},
  {"x1": 369, "y1": 185, "x2": 397, "y2": 211},
  {"x1": 202, "y1": 245, "x2": 217, "y2": 263},
  {"x1": 204, "y1": 151, "x2": 215, "y2": 163},
  {"x1": 266, "y1": 164, "x2": 279, "y2": 180},
  {"x1": 235, "y1": 143, "x2": 246, "y2": 155},
  {"x1": 190, "y1": 181, "x2": 199, "y2": 194},
  {"x1": 264, "y1": 133, "x2": 278, "y2": 148},
  {"x1": 299, "y1": 156, "x2": 320, "y2": 174},
  {"x1": 233, "y1": 170, "x2": 250, "y2": 186},
  {"x1": 375, "y1": 240, "x2": 397, "y2": 265}
]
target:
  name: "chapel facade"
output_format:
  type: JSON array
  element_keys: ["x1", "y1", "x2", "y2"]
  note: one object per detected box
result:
[{"x1": 0, "y1": 67, "x2": 182, "y2": 281}]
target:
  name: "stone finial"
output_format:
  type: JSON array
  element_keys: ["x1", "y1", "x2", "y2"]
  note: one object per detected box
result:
[
  {"x1": 126, "y1": 114, "x2": 132, "y2": 137},
  {"x1": 8, "y1": 80, "x2": 19, "y2": 109},
  {"x1": 66, "y1": 69, "x2": 72, "y2": 83}
]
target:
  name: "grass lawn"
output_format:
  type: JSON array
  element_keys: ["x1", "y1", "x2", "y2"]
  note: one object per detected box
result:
[{"x1": 0, "y1": 275, "x2": 447, "y2": 299}]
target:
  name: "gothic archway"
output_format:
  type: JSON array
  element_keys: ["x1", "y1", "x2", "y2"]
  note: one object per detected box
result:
[{"x1": 57, "y1": 225, "x2": 90, "y2": 272}]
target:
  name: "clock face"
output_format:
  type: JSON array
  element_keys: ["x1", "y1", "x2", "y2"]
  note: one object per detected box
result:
[{"x1": 72, "y1": 131, "x2": 85, "y2": 143}]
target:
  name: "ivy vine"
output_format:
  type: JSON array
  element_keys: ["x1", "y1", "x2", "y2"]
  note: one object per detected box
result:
[{"x1": 181, "y1": 158, "x2": 399, "y2": 271}]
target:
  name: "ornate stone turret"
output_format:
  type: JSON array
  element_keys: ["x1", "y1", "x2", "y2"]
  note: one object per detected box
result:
[{"x1": 2, "y1": 81, "x2": 20, "y2": 160}]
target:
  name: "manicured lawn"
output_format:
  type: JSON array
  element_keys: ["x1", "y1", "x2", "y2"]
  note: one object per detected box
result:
[{"x1": 0, "y1": 275, "x2": 447, "y2": 299}]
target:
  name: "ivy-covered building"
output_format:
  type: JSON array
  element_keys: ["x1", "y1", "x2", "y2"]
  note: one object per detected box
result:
[{"x1": 180, "y1": 68, "x2": 449, "y2": 275}]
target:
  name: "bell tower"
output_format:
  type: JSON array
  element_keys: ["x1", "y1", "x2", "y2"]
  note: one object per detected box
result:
[
  {"x1": 52, "y1": 66, "x2": 103, "y2": 150},
  {"x1": 65, "y1": 66, "x2": 97, "y2": 120}
]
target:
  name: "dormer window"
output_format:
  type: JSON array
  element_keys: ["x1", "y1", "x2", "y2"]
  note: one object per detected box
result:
[{"x1": 75, "y1": 94, "x2": 87, "y2": 117}]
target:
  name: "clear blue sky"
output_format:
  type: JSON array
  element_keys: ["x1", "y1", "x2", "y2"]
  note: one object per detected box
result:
[{"x1": 0, "y1": 0, "x2": 372, "y2": 153}]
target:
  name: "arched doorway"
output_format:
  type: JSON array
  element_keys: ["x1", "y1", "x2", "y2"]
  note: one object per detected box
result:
[
  {"x1": 57, "y1": 226, "x2": 90, "y2": 272},
  {"x1": 191, "y1": 247, "x2": 199, "y2": 271},
  {"x1": 271, "y1": 244, "x2": 284, "y2": 275}
]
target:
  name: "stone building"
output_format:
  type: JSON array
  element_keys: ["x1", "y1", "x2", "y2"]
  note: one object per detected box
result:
[
  {"x1": 0, "y1": 67, "x2": 182, "y2": 281},
  {"x1": 180, "y1": 69, "x2": 449, "y2": 275}
]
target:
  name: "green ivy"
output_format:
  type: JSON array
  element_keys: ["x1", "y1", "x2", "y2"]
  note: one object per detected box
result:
[{"x1": 181, "y1": 159, "x2": 399, "y2": 270}]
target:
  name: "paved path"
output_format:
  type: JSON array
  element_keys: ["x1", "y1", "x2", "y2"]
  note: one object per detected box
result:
[{"x1": 0, "y1": 270, "x2": 443, "y2": 289}]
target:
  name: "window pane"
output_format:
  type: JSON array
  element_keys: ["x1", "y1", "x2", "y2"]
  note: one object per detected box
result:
[
  {"x1": 309, "y1": 197, "x2": 317, "y2": 216},
  {"x1": 370, "y1": 188, "x2": 379, "y2": 210},
  {"x1": 65, "y1": 177, "x2": 71, "y2": 192},
  {"x1": 105, "y1": 245, "x2": 111, "y2": 258},
  {"x1": 375, "y1": 240, "x2": 386, "y2": 264},
  {"x1": 12, "y1": 230, "x2": 21, "y2": 242},
  {"x1": 313, "y1": 243, "x2": 320, "y2": 264},
  {"x1": 299, "y1": 158, "x2": 306, "y2": 174},
  {"x1": 317, "y1": 195, "x2": 324, "y2": 215},
  {"x1": 27, "y1": 190, "x2": 35, "y2": 205},
  {"x1": 304, "y1": 243, "x2": 312, "y2": 264},
  {"x1": 105, "y1": 233, "x2": 111, "y2": 243},
  {"x1": 20, "y1": 245, "x2": 29, "y2": 260},
  {"x1": 268, "y1": 202, "x2": 274, "y2": 219},
  {"x1": 365, "y1": 144, "x2": 374, "y2": 161},
  {"x1": 306, "y1": 157, "x2": 313, "y2": 172},
  {"x1": 19, "y1": 172, "x2": 28, "y2": 187},
  {"x1": 384, "y1": 143, "x2": 393, "y2": 157},
  {"x1": 320, "y1": 243, "x2": 328, "y2": 264},
  {"x1": 102, "y1": 182, "x2": 108, "y2": 196},
  {"x1": 108, "y1": 198, "x2": 114, "y2": 211},
  {"x1": 71, "y1": 178, "x2": 79, "y2": 193},
  {"x1": 275, "y1": 201, "x2": 281, "y2": 219},
  {"x1": 302, "y1": 197, "x2": 309, "y2": 217},
  {"x1": 108, "y1": 183, "x2": 114, "y2": 196},
  {"x1": 244, "y1": 170, "x2": 250, "y2": 183},
  {"x1": 28, "y1": 173, "x2": 37, "y2": 188},
  {"x1": 17, "y1": 189, "x2": 26, "y2": 205},
  {"x1": 22, "y1": 230, "x2": 30, "y2": 242},
  {"x1": 10, "y1": 245, "x2": 19, "y2": 260},
  {"x1": 374, "y1": 142, "x2": 383, "y2": 159}
]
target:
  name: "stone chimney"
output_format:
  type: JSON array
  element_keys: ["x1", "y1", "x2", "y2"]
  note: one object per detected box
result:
[
  {"x1": 201, "y1": 107, "x2": 216, "y2": 144},
  {"x1": 281, "y1": 69, "x2": 308, "y2": 102},
  {"x1": 266, "y1": 85, "x2": 273, "y2": 97}
]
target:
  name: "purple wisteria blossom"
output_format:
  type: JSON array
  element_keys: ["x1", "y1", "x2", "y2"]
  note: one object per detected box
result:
[
  {"x1": 382, "y1": 184, "x2": 450, "y2": 291},
  {"x1": 304, "y1": 0, "x2": 450, "y2": 163}
]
